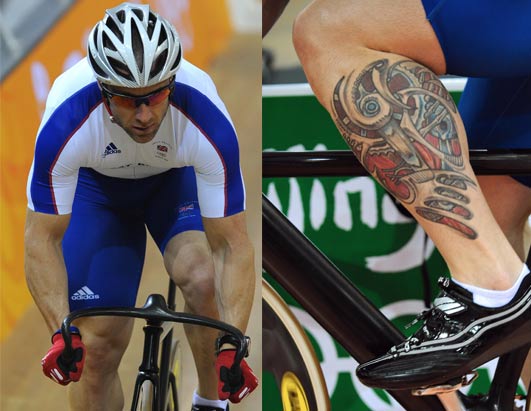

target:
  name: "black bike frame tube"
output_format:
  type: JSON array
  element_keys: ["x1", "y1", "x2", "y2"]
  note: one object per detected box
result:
[
  {"x1": 131, "y1": 324, "x2": 163, "y2": 410},
  {"x1": 263, "y1": 149, "x2": 531, "y2": 178},
  {"x1": 484, "y1": 345, "x2": 530, "y2": 410},
  {"x1": 131, "y1": 373, "x2": 152, "y2": 410},
  {"x1": 263, "y1": 194, "x2": 445, "y2": 410},
  {"x1": 159, "y1": 280, "x2": 177, "y2": 407},
  {"x1": 139, "y1": 324, "x2": 163, "y2": 374}
]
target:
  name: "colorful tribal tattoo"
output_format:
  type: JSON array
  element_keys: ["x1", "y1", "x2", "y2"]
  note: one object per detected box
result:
[{"x1": 332, "y1": 59, "x2": 477, "y2": 239}]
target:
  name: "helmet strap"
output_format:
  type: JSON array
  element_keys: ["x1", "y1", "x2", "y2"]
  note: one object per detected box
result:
[{"x1": 100, "y1": 91, "x2": 115, "y2": 122}]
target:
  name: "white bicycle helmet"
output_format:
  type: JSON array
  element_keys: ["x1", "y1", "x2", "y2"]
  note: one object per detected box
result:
[{"x1": 87, "y1": 2, "x2": 182, "y2": 87}]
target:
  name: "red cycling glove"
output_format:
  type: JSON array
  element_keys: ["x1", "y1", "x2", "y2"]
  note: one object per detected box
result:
[
  {"x1": 41, "y1": 327, "x2": 86, "y2": 386},
  {"x1": 216, "y1": 349, "x2": 258, "y2": 403}
]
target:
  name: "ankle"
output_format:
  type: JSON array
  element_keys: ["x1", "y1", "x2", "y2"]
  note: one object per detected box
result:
[
  {"x1": 192, "y1": 390, "x2": 228, "y2": 409},
  {"x1": 452, "y1": 262, "x2": 528, "y2": 290},
  {"x1": 452, "y1": 264, "x2": 530, "y2": 308}
]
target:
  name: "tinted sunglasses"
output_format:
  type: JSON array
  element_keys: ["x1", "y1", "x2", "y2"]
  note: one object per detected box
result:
[{"x1": 101, "y1": 80, "x2": 174, "y2": 109}]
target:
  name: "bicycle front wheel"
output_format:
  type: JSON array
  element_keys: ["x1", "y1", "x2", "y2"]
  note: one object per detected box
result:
[
  {"x1": 133, "y1": 380, "x2": 155, "y2": 411},
  {"x1": 263, "y1": 279, "x2": 330, "y2": 411},
  {"x1": 165, "y1": 339, "x2": 182, "y2": 411}
]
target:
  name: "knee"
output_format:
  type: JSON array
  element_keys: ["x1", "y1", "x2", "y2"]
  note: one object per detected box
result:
[
  {"x1": 293, "y1": 1, "x2": 363, "y2": 63},
  {"x1": 168, "y1": 244, "x2": 216, "y2": 309},
  {"x1": 292, "y1": 4, "x2": 323, "y2": 63},
  {"x1": 81, "y1": 321, "x2": 132, "y2": 378}
]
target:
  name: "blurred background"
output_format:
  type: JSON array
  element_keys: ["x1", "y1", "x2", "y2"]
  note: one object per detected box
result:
[
  {"x1": 262, "y1": 0, "x2": 306, "y2": 84},
  {"x1": 0, "y1": 0, "x2": 261, "y2": 410}
]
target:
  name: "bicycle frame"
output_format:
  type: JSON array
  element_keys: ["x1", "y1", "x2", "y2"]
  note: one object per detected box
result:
[
  {"x1": 61, "y1": 280, "x2": 249, "y2": 411},
  {"x1": 263, "y1": 149, "x2": 531, "y2": 411}
]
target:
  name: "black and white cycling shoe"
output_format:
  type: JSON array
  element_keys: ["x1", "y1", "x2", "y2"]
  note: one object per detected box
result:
[{"x1": 356, "y1": 274, "x2": 531, "y2": 390}]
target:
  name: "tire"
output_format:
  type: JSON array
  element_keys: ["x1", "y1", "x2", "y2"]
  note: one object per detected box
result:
[
  {"x1": 163, "y1": 338, "x2": 182, "y2": 411},
  {"x1": 166, "y1": 373, "x2": 179, "y2": 411},
  {"x1": 165, "y1": 339, "x2": 181, "y2": 411},
  {"x1": 263, "y1": 279, "x2": 330, "y2": 411},
  {"x1": 135, "y1": 380, "x2": 154, "y2": 411}
]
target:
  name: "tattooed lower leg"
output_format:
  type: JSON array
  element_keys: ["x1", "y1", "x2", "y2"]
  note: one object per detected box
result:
[{"x1": 332, "y1": 58, "x2": 478, "y2": 239}]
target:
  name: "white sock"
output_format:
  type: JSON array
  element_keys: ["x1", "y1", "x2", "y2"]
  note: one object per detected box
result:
[
  {"x1": 453, "y1": 264, "x2": 530, "y2": 308},
  {"x1": 192, "y1": 390, "x2": 228, "y2": 410}
]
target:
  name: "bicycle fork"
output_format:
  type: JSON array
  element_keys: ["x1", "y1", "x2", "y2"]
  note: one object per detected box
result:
[{"x1": 131, "y1": 321, "x2": 164, "y2": 410}]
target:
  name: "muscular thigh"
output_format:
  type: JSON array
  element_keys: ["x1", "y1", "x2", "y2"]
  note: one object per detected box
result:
[
  {"x1": 145, "y1": 166, "x2": 204, "y2": 254},
  {"x1": 299, "y1": 0, "x2": 446, "y2": 73},
  {"x1": 162, "y1": 230, "x2": 212, "y2": 289}
]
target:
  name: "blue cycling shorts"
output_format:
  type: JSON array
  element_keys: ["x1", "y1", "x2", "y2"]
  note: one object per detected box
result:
[
  {"x1": 459, "y1": 77, "x2": 531, "y2": 188},
  {"x1": 421, "y1": 0, "x2": 531, "y2": 77},
  {"x1": 421, "y1": 0, "x2": 531, "y2": 187},
  {"x1": 64, "y1": 167, "x2": 204, "y2": 311}
]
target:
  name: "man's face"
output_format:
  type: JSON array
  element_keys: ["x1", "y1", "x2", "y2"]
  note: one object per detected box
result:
[{"x1": 102, "y1": 78, "x2": 173, "y2": 144}]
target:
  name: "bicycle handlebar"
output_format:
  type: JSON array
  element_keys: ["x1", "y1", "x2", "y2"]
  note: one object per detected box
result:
[{"x1": 60, "y1": 293, "x2": 249, "y2": 370}]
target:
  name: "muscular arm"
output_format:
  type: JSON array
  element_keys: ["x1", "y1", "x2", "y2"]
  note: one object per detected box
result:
[
  {"x1": 203, "y1": 211, "x2": 255, "y2": 332},
  {"x1": 24, "y1": 209, "x2": 71, "y2": 333}
]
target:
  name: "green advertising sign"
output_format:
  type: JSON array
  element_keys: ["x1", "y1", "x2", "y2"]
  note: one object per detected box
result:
[{"x1": 262, "y1": 81, "x2": 525, "y2": 410}]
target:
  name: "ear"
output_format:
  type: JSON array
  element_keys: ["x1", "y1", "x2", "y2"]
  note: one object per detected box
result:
[{"x1": 99, "y1": 87, "x2": 114, "y2": 120}]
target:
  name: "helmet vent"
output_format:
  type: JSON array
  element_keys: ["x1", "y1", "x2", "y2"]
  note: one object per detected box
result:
[
  {"x1": 170, "y1": 47, "x2": 182, "y2": 71},
  {"x1": 116, "y1": 10, "x2": 126, "y2": 23},
  {"x1": 88, "y1": 52, "x2": 107, "y2": 78},
  {"x1": 132, "y1": 8, "x2": 143, "y2": 21},
  {"x1": 131, "y1": 23, "x2": 144, "y2": 75},
  {"x1": 157, "y1": 24, "x2": 168, "y2": 46},
  {"x1": 102, "y1": 32, "x2": 117, "y2": 51},
  {"x1": 108, "y1": 56, "x2": 133, "y2": 81},
  {"x1": 150, "y1": 49, "x2": 168, "y2": 78},
  {"x1": 147, "y1": 13, "x2": 157, "y2": 38},
  {"x1": 105, "y1": 17, "x2": 123, "y2": 43}
]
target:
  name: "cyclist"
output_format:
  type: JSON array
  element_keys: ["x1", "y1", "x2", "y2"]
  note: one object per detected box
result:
[
  {"x1": 291, "y1": 0, "x2": 531, "y2": 392},
  {"x1": 25, "y1": 3, "x2": 258, "y2": 410}
]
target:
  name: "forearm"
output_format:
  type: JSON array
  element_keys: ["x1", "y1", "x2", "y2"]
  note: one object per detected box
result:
[
  {"x1": 25, "y1": 242, "x2": 70, "y2": 332},
  {"x1": 24, "y1": 210, "x2": 70, "y2": 332},
  {"x1": 213, "y1": 239, "x2": 255, "y2": 332}
]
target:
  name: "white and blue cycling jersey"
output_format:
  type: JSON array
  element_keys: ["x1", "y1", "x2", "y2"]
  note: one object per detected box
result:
[
  {"x1": 27, "y1": 57, "x2": 246, "y2": 218},
  {"x1": 26, "y1": 57, "x2": 246, "y2": 310}
]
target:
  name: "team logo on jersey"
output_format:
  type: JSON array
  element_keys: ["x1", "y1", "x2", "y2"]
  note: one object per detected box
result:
[
  {"x1": 102, "y1": 142, "x2": 122, "y2": 158},
  {"x1": 177, "y1": 201, "x2": 197, "y2": 220},
  {"x1": 153, "y1": 141, "x2": 172, "y2": 160}
]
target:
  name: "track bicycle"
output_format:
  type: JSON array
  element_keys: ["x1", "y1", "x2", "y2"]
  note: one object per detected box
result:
[
  {"x1": 60, "y1": 279, "x2": 249, "y2": 411},
  {"x1": 263, "y1": 149, "x2": 531, "y2": 411}
]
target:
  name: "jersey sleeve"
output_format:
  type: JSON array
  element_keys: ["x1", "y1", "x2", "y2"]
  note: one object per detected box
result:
[
  {"x1": 171, "y1": 76, "x2": 246, "y2": 218},
  {"x1": 27, "y1": 81, "x2": 101, "y2": 215}
]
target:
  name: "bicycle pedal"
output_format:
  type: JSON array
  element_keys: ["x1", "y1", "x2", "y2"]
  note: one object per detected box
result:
[{"x1": 411, "y1": 371, "x2": 478, "y2": 396}]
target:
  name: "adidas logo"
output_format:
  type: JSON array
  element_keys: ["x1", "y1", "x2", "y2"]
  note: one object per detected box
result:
[
  {"x1": 102, "y1": 142, "x2": 122, "y2": 157},
  {"x1": 71, "y1": 286, "x2": 100, "y2": 301}
]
